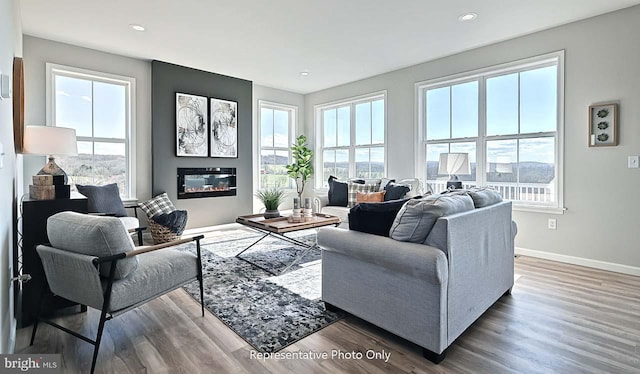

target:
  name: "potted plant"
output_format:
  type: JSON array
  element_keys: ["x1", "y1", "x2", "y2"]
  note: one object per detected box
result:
[
  {"x1": 286, "y1": 135, "x2": 313, "y2": 200},
  {"x1": 255, "y1": 187, "x2": 286, "y2": 218}
]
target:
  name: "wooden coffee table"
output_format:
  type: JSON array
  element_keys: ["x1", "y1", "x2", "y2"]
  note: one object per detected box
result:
[{"x1": 235, "y1": 213, "x2": 341, "y2": 275}]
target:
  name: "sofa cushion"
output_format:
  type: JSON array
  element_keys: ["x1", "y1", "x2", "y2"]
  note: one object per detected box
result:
[
  {"x1": 348, "y1": 181, "x2": 380, "y2": 208},
  {"x1": 349, "y1": 198, "x2": 409, "y2": 237},
  {"x1": 389, "y1": 194, "x2": 475, "y2": 243},
  {"x1": 107, "y1": 248, "x2": 198, "y2": 312},
  {"x1": 328, "y1": 176, "x2": 348, "y2": 207},
  {"x1": 356, "y1": 191, "x2": 385, "y2": 203},
  {"x1": 384, "y1": 182, "x2": 411, "y2": 201},
  {"x1": 139, "y1": 192, "x2": 176, "y2": 218},
  {"x1": 47, "y1": 212, "x2": 138, "y2": 279},
  {"x1": 396, "y1": 178, "x2": 422, "y2": 198},
  {"x1": 77, "y1": 183, "x2": 127, "y2": 217},
  {"x1": 466, "y1": 187, "x2": 503, "y2": 208}
]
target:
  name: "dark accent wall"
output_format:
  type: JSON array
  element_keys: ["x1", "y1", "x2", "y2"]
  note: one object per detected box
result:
[{"x1": 151, "y1": 61, "x2": 252, "y2": 228}]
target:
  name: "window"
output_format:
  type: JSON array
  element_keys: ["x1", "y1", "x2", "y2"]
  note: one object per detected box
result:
[
  {"x1": 47, "y1": 64, "x2": 135, "y2": 198},
  {"x1": 258, "y1": 101, "x2": 296, "y2": 189},
  {"x1": 315, "y1": 92, "x2": 386, "y2": 187},
  {"x1": 417, "y1": 52, "x2": 564, "y2": 210}
]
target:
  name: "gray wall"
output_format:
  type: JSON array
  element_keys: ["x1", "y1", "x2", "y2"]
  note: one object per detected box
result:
[
  {"x1": 252, "y1": 84, "x2": 305, "y2": 212},
  {"x1": 152, "y1": 61, "x2": 253, "y2": 228},
  {"x1": 304, "y1": 6, "x2": 640, "y2": 271},
  {"x1": 22, "y1": 36, "x2": 153, "y2": 203},
  {"x1": 0, "y1": 0, "x2": 22, "y2": 353}
]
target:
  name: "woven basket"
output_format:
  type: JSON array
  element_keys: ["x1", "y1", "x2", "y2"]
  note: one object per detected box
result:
[{"x1": 148, "y1": 219, "x2": 180, "y2": 244}]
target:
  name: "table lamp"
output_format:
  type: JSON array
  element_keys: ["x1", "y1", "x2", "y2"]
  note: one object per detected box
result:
[
  {"x1": 438, "y1": 153, "x2": 470, "y2": 190},
  {"x1": 22, "y1": 125, "x2": 78, "y2": 184}
]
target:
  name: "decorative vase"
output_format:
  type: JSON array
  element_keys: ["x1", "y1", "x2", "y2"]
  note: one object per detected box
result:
[{"x1": 264, "y1": 209, "x2": 280, "y2": 219}]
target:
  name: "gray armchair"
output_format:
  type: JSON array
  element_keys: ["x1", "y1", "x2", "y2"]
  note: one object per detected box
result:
[{"x1": 30, "y1": 212, "x2": 204, "y2": 374}]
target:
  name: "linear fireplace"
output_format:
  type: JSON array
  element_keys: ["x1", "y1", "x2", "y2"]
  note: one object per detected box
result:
[{"x1": 177, "y1": 167, "x2": 237, "y2": 199}]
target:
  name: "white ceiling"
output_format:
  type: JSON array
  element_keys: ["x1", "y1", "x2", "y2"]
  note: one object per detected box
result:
[{"x1": 21, "y1": 0, "x2": 640, "y2": 94}]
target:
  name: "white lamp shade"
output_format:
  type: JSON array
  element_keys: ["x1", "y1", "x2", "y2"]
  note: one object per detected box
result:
[
  {"x1": 23, "y1": 126, "x2": 78, "y2": 156},
  {"x1": 495, "y1": 156, "x2": 513, "y2": 173},
  {"x1": 438, "y1": 153, "x2": 471, "y2": 175}
]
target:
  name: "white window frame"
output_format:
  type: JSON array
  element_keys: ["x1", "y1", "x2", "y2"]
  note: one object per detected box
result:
[
  {"x1": 415, "y1": 51, "x2": 565, "y2": 213},
  {"x1": 314, "y1": 90, "x2": 387, "y2": 189},
  {"x1": 256, "y1": 100, "x2": 297, "y2": 190},
  {"x1": 46, "y1": 63, "x2": 137, "y2": 200}
]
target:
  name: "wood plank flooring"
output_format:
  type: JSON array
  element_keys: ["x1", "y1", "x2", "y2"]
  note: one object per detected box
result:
[{"x1": 15, "y1": 256, "x2": 640, "y2": 373}]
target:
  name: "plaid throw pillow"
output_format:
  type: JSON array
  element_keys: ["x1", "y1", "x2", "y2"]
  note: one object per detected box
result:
[
  {"x1": 347, "y1": 181, "x2": 380, "y2": 208},
  {"x1": 139, "y1": 192, "x2": 176, "y2": 218}
]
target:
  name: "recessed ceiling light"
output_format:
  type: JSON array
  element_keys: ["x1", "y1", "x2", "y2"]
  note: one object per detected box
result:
[
  {"x1": 130, "y1": 24, "x2": 146, "y2": 31},
  {"x1": 458, "y1": 13, "x2": 477, "y2": 22},
  {"x1": 300, "y1": 71, "x2": 310, "y2": 76}
]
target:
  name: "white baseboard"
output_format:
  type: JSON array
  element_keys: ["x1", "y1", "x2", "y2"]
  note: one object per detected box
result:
[{"x1": 515, "y1": 247, "x2": 640, "y2": 276}]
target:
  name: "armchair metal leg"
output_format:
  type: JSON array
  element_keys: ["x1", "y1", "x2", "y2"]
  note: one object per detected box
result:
[
  {"x1": 29, "y1": 319, "x2": 39, "y2": 346},
  {"x1": 90, "y1": 310, "x2": 108, "y2": 374},
  {"x1": 196, "y1": 238, "x2": 205, "y2": 317}
]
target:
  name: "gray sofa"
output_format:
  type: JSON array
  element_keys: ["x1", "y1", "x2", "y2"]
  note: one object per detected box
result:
[
  {"x1": 317, "y1": 199, "x2": 516, "y2": 363},
  {"x1": 313, "y1": 178, "x2": 424, "y2": 223}
]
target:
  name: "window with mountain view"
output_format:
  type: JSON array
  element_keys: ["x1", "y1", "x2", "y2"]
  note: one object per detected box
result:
[
  {"x1": 259, "y1": 101, "x2": 295, "y2": 189},
  {"x1": 316, "y1": 92, "x2": 386, "y2": 188},
  {"x1": 417, "y1": 52, "x2": 563, "y2": 209},
  {"x1": 48, "y1": 64, "x2": 135, "y2": 198}
]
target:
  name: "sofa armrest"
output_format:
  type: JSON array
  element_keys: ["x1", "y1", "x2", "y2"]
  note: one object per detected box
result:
[
  {"x1": 314, "y1": 193, "x2": 329, "y2": 213},
  {"x1": 318, "y1": 227, "x2": 448, "y2": 285}
]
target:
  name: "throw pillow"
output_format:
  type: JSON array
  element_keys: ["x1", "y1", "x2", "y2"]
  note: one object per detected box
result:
[
  {"x1": 328, "y1": 176, "x2": 348, "y2": 207},
  {"x1": 76, "y1": 183, "x2": 127, "y2": 217},
  {"x1": 356, "y1": 191, "x2": 385, "y2": 203},
  {"x1": 383, "y1": 182, "x2": 411, "y2": 201},
  {"x1": 378, "y1": 178, "x2": 396, "y2": 192},
  {"x1": 466, "y1": 187, "x2": 503, "y2": 208},
  {"x1": 139, "y1": 192, "x2": 176, "y2": 218},
  {"x1": 349, "y1": 198, "x2": 410, "y2": 237},
  {"x1": 347, "y1": 181, "x2": 380, "y2": 208},
  {"x1": 151, "y1": 210, "x2": 188, "y2": 235},
  {"x1": 389, "y1": 193, "x2": 475, "y2": 243}
]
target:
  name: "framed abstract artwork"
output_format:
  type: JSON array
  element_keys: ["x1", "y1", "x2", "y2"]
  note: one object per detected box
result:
[
  {"x1": 588, "y1": 103, "x2": 618, "y2": 147},
  {"x1": 176, "y1": 93, "x2": 208, "y2": 157},
  {"x1": 210, "y1": 98, "x2": 238, "y2": 158}
]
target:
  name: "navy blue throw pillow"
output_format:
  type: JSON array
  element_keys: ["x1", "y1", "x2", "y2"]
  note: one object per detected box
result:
[
  {"x1": 348, "y1": 198, "x2": 410, "y2": 237},
  {"x1": 151, "y1": 210, "x2": 188, "y2": 235},
  {"x1": 77, "y1": 183, "x2": 127, "y2": 217},
  {"x1": 328, "y1": 176, "x2": 348, "y2": 207},
  {"x1": 384, "y1": 182, "x2": 411, "y2": 201}
]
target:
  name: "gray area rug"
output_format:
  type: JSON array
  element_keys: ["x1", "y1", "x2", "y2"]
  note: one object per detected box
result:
[{"x1": 178, "y1": 228, "x2": 344, "y2": 353}]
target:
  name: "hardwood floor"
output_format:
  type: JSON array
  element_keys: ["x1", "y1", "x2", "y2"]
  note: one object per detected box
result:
[{"x1": 15, "y1": 256, "x2": 640, "y2": 373}]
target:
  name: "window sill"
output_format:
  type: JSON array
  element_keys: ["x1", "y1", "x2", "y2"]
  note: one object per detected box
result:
[
  {"x1": 122, "y1": 197, "x2": 139, "y2": 205},
  {"x1": 512, "y1": 205, "x2": 566, "y2": 215}
]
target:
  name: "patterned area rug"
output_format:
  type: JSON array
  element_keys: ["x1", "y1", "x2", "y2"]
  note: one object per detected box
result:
[{"x1": 178, "y1": 228, "x2": 344, "y2": 353}]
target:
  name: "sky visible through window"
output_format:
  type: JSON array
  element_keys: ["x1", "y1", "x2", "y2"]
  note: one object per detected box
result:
[
  {"x1": 54, "y1": 73, "x2": 129, "y2": 196},
  {"x1": 426, "y1": 65, "x2": 557, "y2": 166}
]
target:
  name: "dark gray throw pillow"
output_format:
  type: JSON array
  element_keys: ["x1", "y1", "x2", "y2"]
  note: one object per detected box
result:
[
  {"x1": 349, "y1": 198, "x2": 410, "y2": 237},
  {"x1": 77, "y1": 183, "x2": 127, "y2": 217},
  {"x1": 328, "y1": 176, "x2": 348, "y2": 207},
  {"x1": 151, "y1": 210, "x2": 188, "y2": 235},
  {"x1": 384, "y1": 182, "x2": 411, "y2": 201}
]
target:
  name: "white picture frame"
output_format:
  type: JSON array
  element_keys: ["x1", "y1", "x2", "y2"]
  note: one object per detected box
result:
[
  {"x1": 176, "y1": 93, "x2": 208, "y2": 157},
  {"x1": 209, "y1": 98, "x2": 238, "y2": 158}
]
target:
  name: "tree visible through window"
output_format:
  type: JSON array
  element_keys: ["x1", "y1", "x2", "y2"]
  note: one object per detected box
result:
[
  {"x1": 259, "y1": 102, "x2": 295, "y2": 189},
  {"x1": 48, "y1": 64, "x2": 134, "y2": 198}
]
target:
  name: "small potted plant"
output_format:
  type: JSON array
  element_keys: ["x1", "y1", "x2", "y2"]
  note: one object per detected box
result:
[{"x1": 255, "y1": 187, "x2": 286, "y2": 218}]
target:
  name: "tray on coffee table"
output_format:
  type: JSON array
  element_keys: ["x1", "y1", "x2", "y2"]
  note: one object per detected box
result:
[{"x1": 236, "y1": 213, "x2": 340, "y2": 234}]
